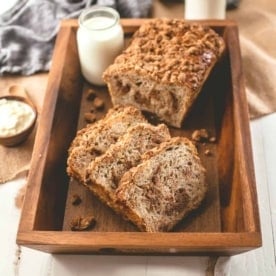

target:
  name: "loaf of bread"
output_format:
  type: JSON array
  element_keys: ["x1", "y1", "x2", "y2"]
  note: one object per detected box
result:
[
  {"x1": 67, "y1": 105, "x2": 207, "y2": 232},
  {"x1": 67, "y1": 105, "x2": 147, "y2": 183},
  {"x1": 115, "y1": 137, "x2": 207, "y2": 232},
  {"x1": 103, "y1": 19, "x2": 225, "y2": 128},
  {"x1": 86, "y1": 123, "x2": 171, "y2": 211}
]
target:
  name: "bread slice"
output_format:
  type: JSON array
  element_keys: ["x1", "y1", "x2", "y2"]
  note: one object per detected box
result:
[
  {"x1": 103, "y1": 19, "x2": 225, "y2": 128},
  {"x1": 86, "y1": 123, "x2": 171, "y2": 211},
  {"x1": 67, "y1": 105, "x2": 147, "y2": 183},
  {"x1": 115, "y1": 137, "x2": 207, "y2": 232}
]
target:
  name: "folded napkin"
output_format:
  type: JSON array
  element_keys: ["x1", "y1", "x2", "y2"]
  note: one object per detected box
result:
[{"x1": 0, "y1": 0, "x2": 152, "y2": 75}]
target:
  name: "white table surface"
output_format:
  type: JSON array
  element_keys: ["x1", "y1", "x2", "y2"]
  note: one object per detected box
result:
[{"x1": 1, "y1": 113, "x2": 275, "y2": 276}]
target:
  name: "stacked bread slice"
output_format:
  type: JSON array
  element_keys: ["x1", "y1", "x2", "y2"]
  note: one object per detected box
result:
[
  {"x1": 67, "y1": 105, "x2": 207, "y2": 232},
  {"x1": 116, "y1": 137, "x2": 207, "y2": 232},
  {"x1": 86, "y1": 123, "x2": 170, "y2": 212},
  {"x1": 67, "y1": 105, "x2": 147, "y2": 183}
]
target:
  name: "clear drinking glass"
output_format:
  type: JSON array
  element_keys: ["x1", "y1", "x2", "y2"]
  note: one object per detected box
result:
[{"x1": 185, "y1": 0, "x2": 226, "y2": 19}]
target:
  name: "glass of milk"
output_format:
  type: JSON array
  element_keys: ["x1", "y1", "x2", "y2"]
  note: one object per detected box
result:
[
  {"x1": 185, "y1": 0, "x2": 226, "y2": 19},
  {"x1": 77, "y1": 7, "x2": 124, "y2": 86}
]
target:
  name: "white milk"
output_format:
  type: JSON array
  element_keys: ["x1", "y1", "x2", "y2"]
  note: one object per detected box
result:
[
  {"x1": 185, "y1": 0, "x2": 226, "y2": 19},
  {"x1": 77, "y1": 8, "x2": 124, "y2": 86}
]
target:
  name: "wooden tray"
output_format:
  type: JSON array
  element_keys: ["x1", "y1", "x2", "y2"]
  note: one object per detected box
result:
[{"x1": 17, "y1": 19, "x2": 261, "y2": 255}]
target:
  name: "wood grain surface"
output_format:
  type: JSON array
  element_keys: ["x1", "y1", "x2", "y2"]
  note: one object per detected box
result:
[{"x1": 16, "y1": 19, "x2": 261, "y2": 255}]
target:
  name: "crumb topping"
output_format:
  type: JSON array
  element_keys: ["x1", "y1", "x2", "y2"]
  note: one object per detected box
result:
[{"x1": 104, "y1": 18, "x2": 225, "y2": 90}]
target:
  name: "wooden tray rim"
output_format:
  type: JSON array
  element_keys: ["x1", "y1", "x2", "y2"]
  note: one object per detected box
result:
[{"x1": 16, "y1": 19, "x2": 261, "y2": 255}]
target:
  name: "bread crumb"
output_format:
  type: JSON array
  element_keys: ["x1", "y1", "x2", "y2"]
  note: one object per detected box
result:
[
  {"x1": 70, "y1": 215, "x2": 96, "y2": 231},
  {"x1": 86, "y1": 89, "x2": 97, "y2": 101},
  {"x1": 71, "y1": 194, "x2": 82, "y2": 206},
  {"x1": 90, "y1": 107, "x2": 96, "y2": 113},
  {"x1": 93, "y1": 97, "x2": 105, "y2": 110},
  {"x1": 204, "y1": 149, "x2": 212, "y2": 156},
  {"x1": 84, "y1": 112, "x2": 97, "y2": 123},
  {"x1": 191, "y1": 129, "x2": 209, "y2": 142},
  {"x1": 209, "y1": 136, "x2": 216, "y2": 143}
]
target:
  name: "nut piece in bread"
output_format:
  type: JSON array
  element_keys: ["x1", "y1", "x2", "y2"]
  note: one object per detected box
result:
[
  {"x1": 103, "y1": 19, "x2": 225, "y2": 128},
  {"x1": 67, "y1": 105, "x2": 147, "y2": 183},
  {"x1": 86, "y1": 123, "x2": 171, "y2": 211},
  {"x1": 115, "y1": 137, "x2": 207, "y2": 232}
]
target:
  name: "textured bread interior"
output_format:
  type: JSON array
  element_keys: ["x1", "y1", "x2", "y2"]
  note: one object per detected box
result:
[
  {"x1": 86, "y1": 123, "x2": 171, "y2": 211},
  {"x1": 116, "y1": 137, "x2": 207, "y2": 232},
  {"x1": 67, "y1": 105, "x2": 208, "y2": 232},
  {"x1": 106, "y1": 75, "x2": 190, "y2": 128},
  {"x1": 103, "y1": 18, "x2": 225, "y2": 128},
  {"x1": 67, "y1": 105, "x2": 147, "y2": 183}
]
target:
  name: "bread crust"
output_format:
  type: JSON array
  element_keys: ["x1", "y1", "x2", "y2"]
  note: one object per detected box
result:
[{"x1": 103, "y1": 19, "x2": 225, "y2": 128}]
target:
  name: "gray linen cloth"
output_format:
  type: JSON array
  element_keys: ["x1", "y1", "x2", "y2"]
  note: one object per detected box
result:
[{"x1": 0, "y1": 0, "x2": 152, "y2": 75}]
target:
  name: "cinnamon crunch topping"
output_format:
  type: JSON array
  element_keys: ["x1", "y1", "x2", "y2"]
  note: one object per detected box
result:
[{"x1": 105, "y1": 19, "x2": 225, "y2": 90}]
